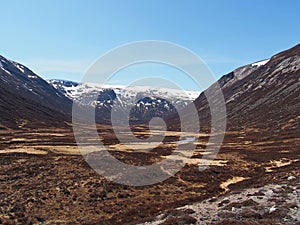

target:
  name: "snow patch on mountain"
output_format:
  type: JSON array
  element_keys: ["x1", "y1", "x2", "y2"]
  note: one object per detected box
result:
[
  {"x1": 48, "y1": 80, "x2": 200, "y2": 103},
  {"x1": 1, "y1": 67, "x2": 12, "y2": 75},
  {"x1": 14, "y1": 63, "x2": 25, "y2": 73},
  {"x1": 251, "y1": 59, "x2": 270, "y2": 67}
]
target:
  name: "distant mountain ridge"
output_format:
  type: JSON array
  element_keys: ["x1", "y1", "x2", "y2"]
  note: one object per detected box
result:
[{"x1": 48, "y1": 79, "x2": 200, "y2": 123}]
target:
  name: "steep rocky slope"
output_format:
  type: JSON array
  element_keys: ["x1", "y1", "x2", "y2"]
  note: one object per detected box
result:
[
  {"x1": 195, "y1": 44, "x2": 300, "y2": 133},
  {"x1": 0, "y1": 55, "x2": 72, "y2": 129}
]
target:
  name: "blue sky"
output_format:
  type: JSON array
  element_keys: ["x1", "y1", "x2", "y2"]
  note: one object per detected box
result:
[{"x1": 1, "y1": 0, "x2": 300, "y2": 90}]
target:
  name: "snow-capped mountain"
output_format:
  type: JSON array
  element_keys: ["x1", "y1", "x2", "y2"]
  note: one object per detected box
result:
[
  {"x1": 0, "y1": 55, "x2": 71, "y2": 129},
  {"x1": 48, "y1": 79, "x2": 200, "y2": 123}
]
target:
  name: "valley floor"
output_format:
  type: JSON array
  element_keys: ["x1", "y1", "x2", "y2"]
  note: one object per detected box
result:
[{"x1": 0, "y1": 126, "x2": 299, "y2": 225}]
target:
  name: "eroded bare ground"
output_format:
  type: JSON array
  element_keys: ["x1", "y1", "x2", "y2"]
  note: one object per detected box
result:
[
  {"x1": 0, "y1": 125, "x2": 299, "y2": 224},
  {"x1": 141, "y1": 177, "x2": 300, "y2": 225}
]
